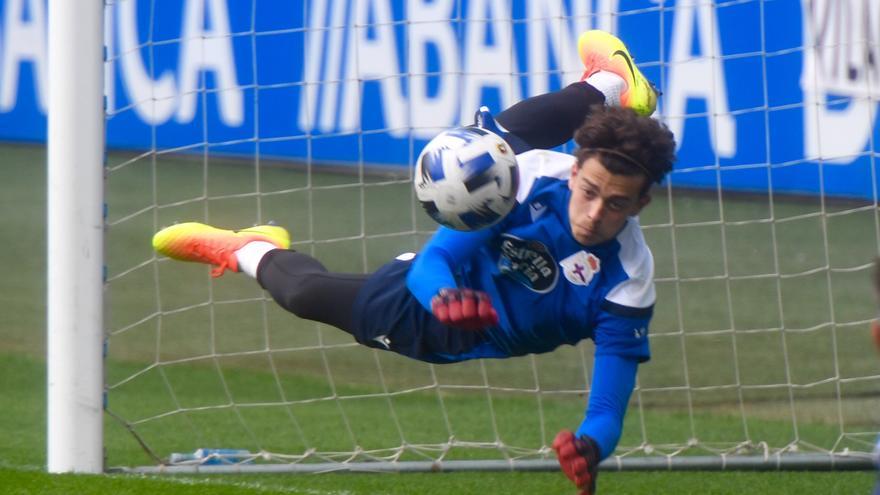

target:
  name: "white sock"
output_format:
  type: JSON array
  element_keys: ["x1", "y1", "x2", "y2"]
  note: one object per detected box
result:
[
  {"x1": 586, "y1": 71, "x2": 625, "y2": 107},
  {"x1": 234, "y1": 241, "x2": 278, "y2": 279}
]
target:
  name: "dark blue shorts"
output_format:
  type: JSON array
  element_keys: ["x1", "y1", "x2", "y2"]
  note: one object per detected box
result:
[{"x1": 351, "y1": 259, "x2": 489, "y2": 364}]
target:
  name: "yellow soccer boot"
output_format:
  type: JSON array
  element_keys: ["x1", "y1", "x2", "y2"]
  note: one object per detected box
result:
[
  {"x1": 578, "y1": 29, "x2": 658, "y2": 116},
  {"x1": 152, "y1": 222, "x2": 290, "y2": 277}
]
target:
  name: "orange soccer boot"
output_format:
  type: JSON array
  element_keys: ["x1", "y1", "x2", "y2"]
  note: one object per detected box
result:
[
  {"x1": 578, "y1": 29, "x2": 658, "y2": 116},
  {"x1": 152, "y1": 222, "x2": 290, "y2": 277}
]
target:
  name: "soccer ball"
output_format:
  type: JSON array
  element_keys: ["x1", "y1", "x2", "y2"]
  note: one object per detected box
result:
[{"x1": 414, "y1": 126, "x2": 519, "y2": 231}]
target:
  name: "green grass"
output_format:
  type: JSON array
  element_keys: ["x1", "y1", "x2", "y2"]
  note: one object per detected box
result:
[
  {"x1": 0, "y1": 467, "x2": 873, "y2": 495},
  {"x1": 2, "y1": 143, "x2": 880, "y2": 493},
  {"x1": 1, "y1": 353, "x2": 875, "y2": 494}
]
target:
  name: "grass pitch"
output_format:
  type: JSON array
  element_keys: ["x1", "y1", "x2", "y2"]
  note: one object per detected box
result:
[{"x1": 1, "y1": 143, "x2": 878, "y2": 493}]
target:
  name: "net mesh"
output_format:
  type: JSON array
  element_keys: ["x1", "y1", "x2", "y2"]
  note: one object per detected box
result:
[{"x1": 102, "y1": 0, "x2": 880, "y2": 469}]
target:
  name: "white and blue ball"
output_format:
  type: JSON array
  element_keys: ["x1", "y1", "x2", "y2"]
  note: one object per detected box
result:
[{"x1": 414, "y1": 126, "x2": 519, "y2": 231}]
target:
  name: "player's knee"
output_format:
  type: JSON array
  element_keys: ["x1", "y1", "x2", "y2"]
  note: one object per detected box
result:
[
  {"x1": 273, "y1": 272, "x2": 325, "y2": 319},
  {"x1": 259, "y1": 251, "x2": 324, "y2": 291}
]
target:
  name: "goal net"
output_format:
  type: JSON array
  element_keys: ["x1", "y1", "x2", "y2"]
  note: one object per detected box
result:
[{"x1": 94, "y1": 0, "x2": 880, "y2": 471}]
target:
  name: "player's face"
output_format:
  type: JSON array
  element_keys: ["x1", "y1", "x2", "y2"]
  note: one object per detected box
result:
[{"x1": 567, "y1": 157, "x2": 651, "y2": 246}]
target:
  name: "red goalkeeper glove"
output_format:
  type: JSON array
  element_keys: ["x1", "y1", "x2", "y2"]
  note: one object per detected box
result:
[
  {"x1": 552, "y1": 430, "x2": 600, "y2": 495},
  {"x1": 430, "y1": 288, "x2": 499, "y2": 330}
]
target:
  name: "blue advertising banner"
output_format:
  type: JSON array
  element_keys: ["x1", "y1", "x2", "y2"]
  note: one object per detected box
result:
[{"x1": 0, "y1": 0, "x2": 877, "y2": 199}]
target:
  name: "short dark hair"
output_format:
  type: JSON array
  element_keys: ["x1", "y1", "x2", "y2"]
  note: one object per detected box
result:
[{"x1": 573, "y1": 105, "x2": 677, "y2": 196}]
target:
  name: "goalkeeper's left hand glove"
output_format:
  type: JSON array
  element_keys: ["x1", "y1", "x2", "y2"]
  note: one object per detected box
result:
[{"x1": 552, "y1": 430, "x2": 600, "y2": 495}]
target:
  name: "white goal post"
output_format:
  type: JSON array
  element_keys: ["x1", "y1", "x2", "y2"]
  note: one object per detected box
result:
[
  {"x1": 44, "y1": 0, "x2": 880, "y2": 474},
  {"x1": 46, "y1": 0, "x2": 104, "y2": 474}
]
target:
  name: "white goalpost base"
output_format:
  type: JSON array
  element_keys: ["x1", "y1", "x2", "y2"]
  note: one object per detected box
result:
[{"x1": 116, "y1": 453, "x2": 876, "y2": 475}]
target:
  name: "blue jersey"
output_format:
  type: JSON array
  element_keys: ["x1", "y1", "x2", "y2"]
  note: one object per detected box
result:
[{"x1": 407, "y1": 149, "x2": 655, "y2": 363}]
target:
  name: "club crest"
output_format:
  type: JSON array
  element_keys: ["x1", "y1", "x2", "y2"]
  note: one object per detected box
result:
[{"x1": 559, "y1": 251, "x2": 600, "y2": 286}]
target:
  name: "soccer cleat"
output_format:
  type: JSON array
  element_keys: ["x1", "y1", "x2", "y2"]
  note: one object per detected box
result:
[
  {"x1": 152, "y1": 222, "x2": 290, "y2": 277},
  {"x1": 578, "y1": 29, "x2": 658, "y2": 116}
]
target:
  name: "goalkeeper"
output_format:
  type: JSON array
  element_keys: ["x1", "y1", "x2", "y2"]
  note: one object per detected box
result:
[{"x1": 153, "y1": 30, "x2": 675, "y2": 495}]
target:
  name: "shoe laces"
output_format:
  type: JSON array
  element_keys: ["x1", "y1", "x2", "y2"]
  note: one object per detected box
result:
[{"x1": 188, "y1": 240, "x2": 236, "y2": 278}]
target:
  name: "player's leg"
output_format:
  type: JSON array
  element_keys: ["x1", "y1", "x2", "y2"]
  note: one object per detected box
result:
[
  {"x1": 350, "y1": 258, "x2": 497, "y2": 363},
  {"x1": 152, "y1": 222, "x2": 367, "y2": 334},
  {"x1": 152, "y1": 223, "x2": 495, "y2": 361},
  {"x1": 494, "y1": 82, "x2": 606, "y2": 151},
  {"x1": 874, "y1": 436, "x2": 880, "y2": 495},
  {"x1": 495, "y1": 30, "x2": 657, "y2": 151},
  {"x1": 256, "y1": 249, "x2": 368, "y2": 334}
]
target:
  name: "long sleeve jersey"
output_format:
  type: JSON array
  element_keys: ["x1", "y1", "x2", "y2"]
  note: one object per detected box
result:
[
  {"x1": 405, "y1": 148, "x2": 656, "y2": 459},
  {"x1": 407, "y1": 148, "x2": 655, "y2": 363}
]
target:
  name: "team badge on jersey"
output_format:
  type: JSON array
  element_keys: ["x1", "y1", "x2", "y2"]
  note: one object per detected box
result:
[
  {"x1": 496, "y1": 234, "x2": 558, "y2": 293},
  {"x1": 559, "y1": 251, "x2": 601, "y2": 286}
]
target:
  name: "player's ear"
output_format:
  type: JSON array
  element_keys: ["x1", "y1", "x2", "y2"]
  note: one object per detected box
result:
[
  {"x1": 568, "y1": 161, "x2": 580, "y2": 190},
  {"x1": 635, "y1": 193, "x2": 651, "y2": 214}
]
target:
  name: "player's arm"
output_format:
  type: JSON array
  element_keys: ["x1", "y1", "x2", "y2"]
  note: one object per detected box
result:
[
  {"x1": 553, "y1": 354, "x2": 638, "y2": 495},
  {"x1": 554, "y1": 269, "x2": 652, "y2": 493},
  {"x1": 576, "y1": 353, "x2": 639, "y2": 457},
  {"x1": 407, "y1": 226, "x2": 500, "y2": 329}
]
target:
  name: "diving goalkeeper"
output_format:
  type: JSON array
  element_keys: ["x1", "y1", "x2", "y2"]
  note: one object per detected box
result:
[{"x1": 152, "y1": 30, "x2": 676, "y2": 495}]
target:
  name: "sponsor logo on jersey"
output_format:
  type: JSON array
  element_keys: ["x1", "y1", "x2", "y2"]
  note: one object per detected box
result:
[
  {"x1": 634, "y1": 327, "x2": 647, "y2": 339},
  {"x1": 496, "y1": 234, "x2": 557, "y2": 293},
  {"x1": 559, "y1": 251, "x2": 601, "y2": 286}
]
